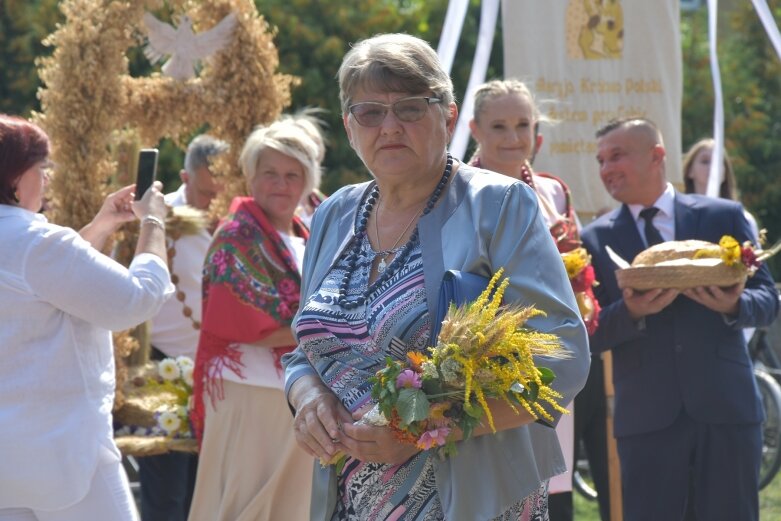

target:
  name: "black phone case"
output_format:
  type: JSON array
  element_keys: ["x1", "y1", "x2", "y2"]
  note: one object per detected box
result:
[{"x1": 135, "y1": 149, "x2": 159, "y2": 200}]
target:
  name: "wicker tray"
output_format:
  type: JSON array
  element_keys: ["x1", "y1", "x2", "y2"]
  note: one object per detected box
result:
[
  {"x1": 114, "y1": 389, "x2": 182, "y2": 428},
  {"x1": 114, "y1": 361, "x2": 183, "y2": 428},
  {"x1": 115, "y1": 435, "x2": 197, "y2": 457},
  {"x1": 616, "y1": 260, "x2": 746, "y2": 290}
]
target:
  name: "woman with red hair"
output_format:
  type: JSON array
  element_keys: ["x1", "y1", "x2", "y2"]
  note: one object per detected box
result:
[{"x1": 0, "y1": 114, "x2": 173, "y2": 521}]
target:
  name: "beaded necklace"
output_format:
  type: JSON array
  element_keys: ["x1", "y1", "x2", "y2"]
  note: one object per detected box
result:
[
  {"x1": 167, "y1": 229, "x2": 201, "y2": 331},
  {"x1": 335, "y1": 154, "x2": 453, "y2": 310}
]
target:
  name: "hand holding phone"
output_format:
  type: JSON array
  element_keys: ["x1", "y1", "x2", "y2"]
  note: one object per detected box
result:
[{"x1": 134, "y1": 148, "x2": 159, "y2": 201}]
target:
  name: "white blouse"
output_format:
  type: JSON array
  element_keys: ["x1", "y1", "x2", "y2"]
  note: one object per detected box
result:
[
  {"x1": 150, "y1": 186, "x2": 212, "y2": 359},
  {"x1": 0, "y1": 204, "x2": 173, "y2": 510}
]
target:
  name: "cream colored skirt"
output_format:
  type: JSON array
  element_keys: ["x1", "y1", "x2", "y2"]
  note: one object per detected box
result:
[{"x1": 187, "y1": 381, "x2": 313, "y2": 521}]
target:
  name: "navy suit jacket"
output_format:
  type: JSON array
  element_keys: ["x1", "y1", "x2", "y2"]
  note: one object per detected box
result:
[{"x1": 581, "y1": 191, "x2": 779, "y2": 438}]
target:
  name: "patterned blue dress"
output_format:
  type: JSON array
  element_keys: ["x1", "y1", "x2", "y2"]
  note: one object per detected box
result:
[{"x1": 295, "y1": 211, "x2": 547, "y2": 520}]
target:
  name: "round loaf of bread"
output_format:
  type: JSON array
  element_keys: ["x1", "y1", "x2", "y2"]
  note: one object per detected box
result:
[
  {"x1": 616, "y1": 239, "x2": 745, "y2": 290},
  {"x1": 630, "y1": 239, "x2": 720, "y2": 267}
]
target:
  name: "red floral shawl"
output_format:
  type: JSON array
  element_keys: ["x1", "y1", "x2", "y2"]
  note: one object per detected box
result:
[{"x1": 191, "y1": 196, "x2": 309, "y2": 442}]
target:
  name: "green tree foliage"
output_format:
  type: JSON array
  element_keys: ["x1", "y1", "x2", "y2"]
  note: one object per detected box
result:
[
  {"x1": 0, "y1": 0, "x2": 61, "y2": 116},
  {"x1": 0, "y1": 0, "x2": 499, "y2": 194},
  {"x1": 257, "y1": 0, "x2": 502, "y2": 194},
  {"x1": 256, "y1": 0, "x2": 431, "y2": 194},
  {"x1": 681, "y1": 3, "x2": 781, "y2": 276}
]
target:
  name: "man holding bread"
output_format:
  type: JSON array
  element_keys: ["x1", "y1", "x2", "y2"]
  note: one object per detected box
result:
[{"x1": 581, "y1": 117, "x2": 778, "y2": 521}]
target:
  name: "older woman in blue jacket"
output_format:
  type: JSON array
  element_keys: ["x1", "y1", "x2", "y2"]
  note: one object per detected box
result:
[{"x1": 283, "y1": 34, "x2": 590, "y2": 521}]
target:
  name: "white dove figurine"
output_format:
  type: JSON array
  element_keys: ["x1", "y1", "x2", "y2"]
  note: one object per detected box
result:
[{"x1": 143, "y1": 11, "x2": 238, "y2": 81}]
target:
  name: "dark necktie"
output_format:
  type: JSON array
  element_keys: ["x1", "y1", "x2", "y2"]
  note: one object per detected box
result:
[{"x1": 639, "y1": 207, "x2": 664, "y2": 246}]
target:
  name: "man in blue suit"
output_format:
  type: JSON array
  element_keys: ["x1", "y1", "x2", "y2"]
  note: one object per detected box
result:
[{"x1": 581, "y1": 118, "x2": 778, "y2": 521}]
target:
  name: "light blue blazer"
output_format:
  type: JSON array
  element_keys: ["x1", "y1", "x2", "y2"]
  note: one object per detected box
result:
[{"x1": 284, "y1": 163, "x2": 590, "y2": 521}]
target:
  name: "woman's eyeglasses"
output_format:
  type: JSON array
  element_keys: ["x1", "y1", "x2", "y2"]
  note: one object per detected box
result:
[{"x1": 348, "y1": 96, "x2": 442, "y2": 127}]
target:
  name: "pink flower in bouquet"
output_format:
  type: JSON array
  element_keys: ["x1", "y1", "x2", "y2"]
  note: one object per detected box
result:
[
  {"x1": 396, "y1": 369, "x2": 422, "y2": 389},
  {"x1": 417, "y1": 427, "x2": 451, "y2": 450}
]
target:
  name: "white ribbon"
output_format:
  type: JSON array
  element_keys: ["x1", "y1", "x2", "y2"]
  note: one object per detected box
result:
[
  {"x1": 436, "y1": 0, "x2": 470, "y2": 75},
  {"x1": 706, "y1": 0, "x2": 725, "y2": 198},
  {"x1": 750, "y1": 0, "x2": 781, "y2": 62},
  {"x1": 449, "y1": 0, "x2": 500, "y2": 161}
]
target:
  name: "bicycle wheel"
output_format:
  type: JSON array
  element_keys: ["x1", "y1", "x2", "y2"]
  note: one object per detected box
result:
[
  {"x1": 751, "y1": 327, "x2": 781, "y2": 385},
  {"x1": 573, "y1": 453, "x2": 599, "y2": 501},
  {"x1": 122, "y1": 454, "x2": 142, "y2": 509},
  {"x1": 755, "y1": 367, "x2": 781, "y2": 490}
]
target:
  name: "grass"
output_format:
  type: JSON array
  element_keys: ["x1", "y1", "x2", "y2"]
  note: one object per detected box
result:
[{"x1": 572, "y1": 472, "x2": 781, "y2": 519}]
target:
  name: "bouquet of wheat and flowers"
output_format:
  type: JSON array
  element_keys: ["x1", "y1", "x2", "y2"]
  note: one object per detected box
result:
[{"x1": 323, "y1": 269, "x2": 571, "y2": 470}]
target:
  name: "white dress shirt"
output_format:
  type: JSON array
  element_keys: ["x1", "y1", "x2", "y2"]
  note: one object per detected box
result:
[
  {"x1": 150, "y1": 185, "x2": 212, "y2": 359},
  {"x1": 0, "y1": 204, "x2": 172, "y2": 510},
  {"x1": 628, "y1": 182, "x2": 677, "y2": 245}
]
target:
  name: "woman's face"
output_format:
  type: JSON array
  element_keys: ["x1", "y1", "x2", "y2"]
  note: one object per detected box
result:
[
  {"x1": 15, "y1": 159, "x2": 51, "y2": 212},
  {"x1": 469, "y1": 93, "x2": 537, "y2": 176},
  {"x1": 343, "y1": 87, "x2": 457, "y2": 182},
  {"x1": 688, "y1": 146, "x2": 715, "y2": 195},
  {"x1": 248, "y1": 148, "x2": 307, "y2": 229}
]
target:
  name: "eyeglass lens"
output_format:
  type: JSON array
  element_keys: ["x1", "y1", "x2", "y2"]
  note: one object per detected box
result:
[{"x1": 351, "y1": 98, "x2": 437, "y2": 127}]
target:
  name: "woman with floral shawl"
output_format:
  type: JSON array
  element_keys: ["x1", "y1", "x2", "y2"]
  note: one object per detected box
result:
[{"x1": 188, "y1": 119, "x2": 321, "y2": 521}]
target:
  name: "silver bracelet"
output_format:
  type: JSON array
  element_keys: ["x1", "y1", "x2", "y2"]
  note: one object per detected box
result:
[{"x1": 141, "y1": 215, "x2": 165, "y2": 231}]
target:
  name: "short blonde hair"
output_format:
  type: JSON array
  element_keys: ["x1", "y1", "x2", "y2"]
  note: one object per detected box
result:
[
  {"x1": 338, "y1": 33, "x2": 454, "y2": 114},
  {"x1": 279, "y1": 107, "x2": 327, "y2": 163},
  {"x1": 239, "y1": 119, "x2": 321, "y2": 203}
]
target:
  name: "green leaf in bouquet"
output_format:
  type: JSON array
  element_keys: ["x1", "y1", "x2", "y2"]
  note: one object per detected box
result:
[
  {"x1": 422, "y1": 377, "x2": 444, "y2": 396},
  {"x1": 526, "y1": 381, "x2": 540, "y2": 401},
  {"x1": 460, "y1": 413, "x2": 481, "y2": 441},
  {"x1": 442, "y1": 439, "x2": 458, "y2": 458},
  {"x1": 463, "y1": 399, "x2": 484, "y2": 420},
  {"x1": 538, "y1": 367, "x2": 556, "y2": 385},
  {"x1": 335, "y1": 456, "x2": 347, "y2": 475},
  {"x1": 379, "y1": 400, "x2": 395, "y2": 420},
  {"x1": 396, "y1": 388, "x2": 430, "y2": 425}
]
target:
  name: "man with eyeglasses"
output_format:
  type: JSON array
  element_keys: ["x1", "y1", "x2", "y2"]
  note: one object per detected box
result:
[{"x1": 581, "y1": 117, "x2": 778, "y2": 521}]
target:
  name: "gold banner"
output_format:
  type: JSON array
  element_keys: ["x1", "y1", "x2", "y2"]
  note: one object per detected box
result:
[{"x1": 502, "y1": 0, "x2": 682, "y2": 216}]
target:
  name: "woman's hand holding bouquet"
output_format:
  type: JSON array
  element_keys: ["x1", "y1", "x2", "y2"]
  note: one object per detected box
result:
[{"x1": 322, "y1": 269, "x2": 570, "y2": 469}]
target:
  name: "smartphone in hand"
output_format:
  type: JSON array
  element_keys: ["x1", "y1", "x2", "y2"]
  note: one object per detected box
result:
[{"x1": 134, "y1": 148, "x2": 159, "y2": 200}]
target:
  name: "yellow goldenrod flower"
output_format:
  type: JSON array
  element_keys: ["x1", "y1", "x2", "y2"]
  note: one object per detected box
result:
[
  {"x1": 561, "y1": 248, "x2": 589, "y2": 279},
  {"x1": 719, "y1": 235, "x2": 742, "y2": 266}
]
